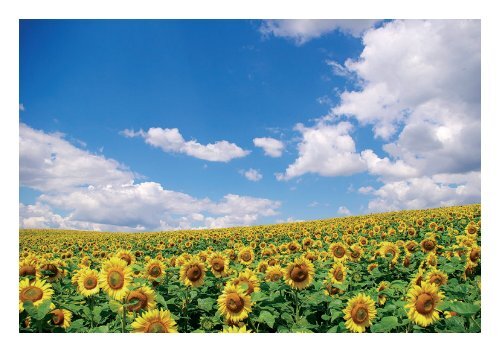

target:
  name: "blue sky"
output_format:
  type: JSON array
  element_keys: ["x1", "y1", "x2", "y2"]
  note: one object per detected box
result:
[{"x1": 19, "y1": 19, "x2": 481, "y2": 231}]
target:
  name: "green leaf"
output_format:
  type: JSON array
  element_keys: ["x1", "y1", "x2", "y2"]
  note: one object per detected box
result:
[
  {"x1": 108, "y1": 300, "x2": 122, "y2": 313},
  {"x1": 35, "y1": 300, "x2": 53, "y2": 320},
  {"x1": 258, "y1": 310, "x2": 275, "y2": 328},
  {"x1": 448, "y1": 302, "x2": 481, "y2": 317},
  {"x1": 371, "y1": 316, "x2": 399, "y2": 332},
  {"x1": 156, "y1": 293, "x2": 168, "y2": 309},
  {"x1": 197, "y1": 297, "x2": 215, "y2": 312}
]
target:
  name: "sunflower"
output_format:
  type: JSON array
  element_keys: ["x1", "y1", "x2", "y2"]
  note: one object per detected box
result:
[
  {"x1": 50, "y1": 307, "x2": 72, "y2": 330},
  {"x1": 284, "y1": 257, "x2": 315, "y2": 290},
  {"x1": 377, "y1": 281, "x2": 389, "y2": 305},
  {"x1": 222, "y1": 325, "x2": 251, "y2": 333},
  {"x1": 405, "y1": 281, "x2": 444, "y2": 327},
  {"x1": 19, "y1": 278, "x2": 54, "y2": 312},
  {"x1": 328, "y1": 262, "x2": 347, "y2": 284},
  {"x1": 217, "y1": 283, "x2": 252, "y2": 323},
  {"x1": 465, "y1": 222, "x2": 478, "y2": 236},
  {"x1": 144, "y1": 259, "x2": 166, "y2": 281},
  {"x1": 329, "y1": 242, "x2": 348, "y2": 261},
  {"x1": 209, "y1": 253, "x2": 230, "y2": 278},
  {"x1": 229, "y1": 269, "x2": 260, "y2": 295},
  {"x1": 131, "y1": 308, "x2": 178, "y2": 333},
  {"x1": 99, "y1": 257, "x2": 132, "y2": 301},
  {"x1": 343, "y1": 293, "x2": 377, "y2": 333},
  {"x1": 265, "y1": 265, "x2": 284, "y2": 282},
  {"x1": 348, "y1": 244, "x2": 364, "y2": 262},
  {"x1": 425, "y1": 252, "x2": 438, "y2": 267},
  {"x1": 421, "y1": 236, "x2": 437, "y2": 253},
  {"x1": 411, "y1": 268, "x2": 426, "y2": 287},
  {"x1": 425, "y1": 269, "x2": 448, "y2": 287},
  {"x1": 122, "y1": 286, "x2": 156, "y2": 313},
  {"x1": 115, "y1": 249, "x2": 135, "y2": 266},
  {"x1": 466, "y1": 245, "x2": 481, "y2": 267},
  {"x1": 19, "y1": 257, "x2": 39, "y2": 280},
  {"x1": 39, "y1": 260, "x2": 65, "y2": 282},
  {"x1": 238, "y1": 246, "x2": 255, "y2": 265},
  {"x1": 77, "y1": 268, "x2": 100, "y2": 297},
  {"x1": 379, "y1": 242, "x2": 400, "y2": 264},
  {"x1": 180, "y1": 258, "x2": 205, "y2": 287}
]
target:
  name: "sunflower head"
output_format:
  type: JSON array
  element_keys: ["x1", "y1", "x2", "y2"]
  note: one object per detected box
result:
[
  {"x1": 238, "y1": 247, "x2": 255, "y2": 265},
  {"x1": 405, "y1": 281, "x2": 444, "y2": 327},
  {"x1": 77, "y1": 268, "x2": 100, "y2": 297},
  {"x1": 50, "y1": 308, "x2": 72, "y2": 329},
  {"x1": 180, "y1": 259, "x2": 205, "y2": 287},
  {"x1": 99, "y1": 256, "x2": 132, "y2": 301},
  {"x1": 284, "y1": 257, "x2": 315, "y2": 290},
  {"x1": 217, "y1": 283, "x2": 252, "y2": 323},
  {"x1": 131, "y1": 308, "x2": 178, "y2": 333},
  {"x1": 19, "y1": 278, "x2": 54, "y2": 312},
  {"x1": 265, "y1": 265, "x2": 284, "y2": 282},
  {"x1": 229, "y1": 269, "x2": 260, "y2": 295},
  {"x1": 145, "y1": 259, "x2": 166, "y2": 281},
  {"x1": 209, "y1": 253, "x2": 230, "y2": 278},
  {"x1": 343, "y1": 293, "x2": 377, "y2": 333},
  {"x1": 124, "y1": 286, "x2": 157, "y2": 313}
]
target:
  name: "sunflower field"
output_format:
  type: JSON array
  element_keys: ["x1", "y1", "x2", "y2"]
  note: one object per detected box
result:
[{"x1": 18, "y1": 204, "x2": 481, "y2": 333}]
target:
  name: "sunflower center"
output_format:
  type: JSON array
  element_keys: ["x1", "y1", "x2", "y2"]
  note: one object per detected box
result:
[
  {"x1": 84, "y1": 276, "x2": 98, "y2": 290},
  {"x1": 470, "y1": 249, "x2": 480, "y2": 262},
  {"x1": 415, "y1": 293, "x2": 435, "y2": 314},
  {"x1": 468, "y1": 227, "x2": 477, "y2": 235},
  {"x1": 334, "y1": 269, "x2": 344, "y2": 282},
  {"x1": 146, "y1": 321, "x2": 167, "y2": 333},
  {"x1": 107, "y1": 270, "x2": 125, "y2": 290},
  {"x1": 20, "y1": 286, "x2": 43, "y2": 302},
  {"x1": 386, "y1": 249, "x2": 396, "y2": 257},
  {"x1": 241, "y1": 252, "x2": 251, "y2": 262},
  {"x1": 149, "y1": 265, "x2": 162, "y2": 277},
  {"x1": 424, "y1": 240, "x2": 435, "y2": 251},
  {"x1": 290, "y1": 265, "x2": 308, "y2": 282},
  {"x1": 186, "y1": 265, "x2": 202, "y2": 281},
  {"x1": 212, "y1": 259, "x2": 224, "y2": 272},
  {"x1": 127, "y1": 291, "x2": 148, "y2": 311},
  {"x1": 333, "y1": 246, "x2": 345, "y2": 258},
  {"x1": 51, "y1": 309, "x2": 65, "y2": 325},
  {"x1": 20, "y1": 265, "x2": 36, "y2": 277},
  {"x1": 351, "y1": 250, "x2": 360, "y2": 258},
  {"x1": 271, "y1": 273, "x2": 281, "y2": 281},
  {"x1": 429, "y1": 275, "x2": 442, "y2": 286},
  {"x1": 119, "y1": 254, "x2": 132, "y2": 265},
  {"x1": 225, "y1": 293, "x2": 244, "y2": 313},
  {"x1": 351, "y1": 305, "x2": 369, "y2": 324}
]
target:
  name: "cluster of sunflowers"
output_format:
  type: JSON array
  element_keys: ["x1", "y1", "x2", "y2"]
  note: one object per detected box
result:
[{"x1": 19, "y1": 204, "x2": 481, "y2": 333}]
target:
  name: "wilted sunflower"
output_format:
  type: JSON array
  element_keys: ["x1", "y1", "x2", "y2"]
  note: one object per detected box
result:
[
  {"x1": 122, "y1": 286, "x2": 156, "y2": 313},
  {"x1": 405, "y1": 281, "x2": 444, "y2": 327},
  {"x1": 131, "y1": 308, "x2": 178, "y2": 333},
  {"x1": 180, "y1": 258, "x2": 205, "y2": 287},
  {"x1": 238, "y1": 246, "x2": 255, "y2": 265},
  {"x1": 265, "y1": 265, "x2": 284, "y2": 282},
  {"x1": 145, "y1": 259, "x2": 166, "y2": 281},
  {"x1": 209, "y1": 253, "x2": 230, "y2": 278},
  {"x1": 50, "y1": 306, "x2": 72, "y2": 330},
  {"x1": 222, "y1": 325, "x2": 251, "y2": 333},
  {"x1": 77, "y1": 268, "x2": 100, "y2": 297},
  {"x1": 217, "y1": 283, "x2": 252, "y2": 323},
  {"x1": 343, "y1": 293, "x2": 377, "y2": 333},
  {"x1": 19, "y1": 278, "x2": 54, "y2": 312},
  {"x1": 99, "y1": 257, "x2": 132, "y2": 301},
  {"x1": 284, "y1": 257, "x2": 315, "y2": 290}
]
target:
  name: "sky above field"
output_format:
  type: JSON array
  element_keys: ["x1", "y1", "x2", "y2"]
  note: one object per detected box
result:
[{"x1": 19, "y1": 19, "x2": 481, "y2": 231}]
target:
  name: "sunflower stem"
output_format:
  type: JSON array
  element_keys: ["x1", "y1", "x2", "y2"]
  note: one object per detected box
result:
[
  {"x1": 121, "y1": 300, "x2": 127, "y2": 333},
  {"x1": 292, "y1": 289, "x2": 301, "y2": 323},
  {"x1": 89, "y1": 296, "x2": 94, "y2": 329}
]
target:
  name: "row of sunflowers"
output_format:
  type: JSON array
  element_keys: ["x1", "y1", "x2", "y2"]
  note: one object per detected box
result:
[{"x1": 19, "y1": 203, "x2": 481, "y2": 333}]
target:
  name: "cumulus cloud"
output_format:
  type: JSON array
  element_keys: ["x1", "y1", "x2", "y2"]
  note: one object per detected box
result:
[
  {"x1": 242, "y1": 168, "x2": 263, "y2": 182},
  {"x1": 253, "y1": 137, "x2": 284, "y2": 157},
  {"x1": 20, "y1": 123, "x2": 135, "y2": 193},
  {"x1": 20, "y1": 124, "x2": 281, "y2": 230},
  {"x1": 337, "y1": 206, "x2": 352, "y2": 216},
  {"x1": 276, "y1": 121, "x2": 366, "y2": 180},
  {"x1": 123, "y1": 127, "x2": 250, "y2": 162},
  {"x1": 260, "y1": 19, "x2": 380, "y2": 44}
]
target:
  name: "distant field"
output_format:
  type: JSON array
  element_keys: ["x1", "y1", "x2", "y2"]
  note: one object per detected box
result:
[{"x1": 19, "y1": 204, "x2": 481, "y2": 333}]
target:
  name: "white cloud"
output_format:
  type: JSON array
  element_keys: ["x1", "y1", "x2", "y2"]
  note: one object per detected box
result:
[
  {"x1": 253, "y1": 137, "x2": 284, "y2": 157},
  {"x1": 242, "y1": 168, "x2": 263, "y2": 182},
  {"x1": 337, "y1": 206, "x2": 352, "y2": 216},
  {"x1": 276, "y1": 121, "x2": 366, "y2": 180},
  {"x1": 20, "y1": 123, "x2": 135, "y2": 193},
  {"x1": 260, "y1": 19, "x2": 380, "y2": 44},
  {"x1": 20, "y1": 124, "x2": 281, "y2": 230},
  {"x1": 123, "y1": 127, "x2": 250, "y2": 162},
  {"x1": 366, "y1": 172, "x2": 480, "y2": 213},
  {"x1": 19, "y1": 103, "x2": 25, "y2": 111},
  {"x1": 358, "y1": 186, "x2": 374, "y2": 195},
  {"x1": 326, "y1": 60, "x2": 351, "y2": 77},
  {"x1": 361, "y1": 149, "x2": 419, "y2": 180},
  {"x1": 276, "y1": 217, "x2": 304, "y2": 224}
]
